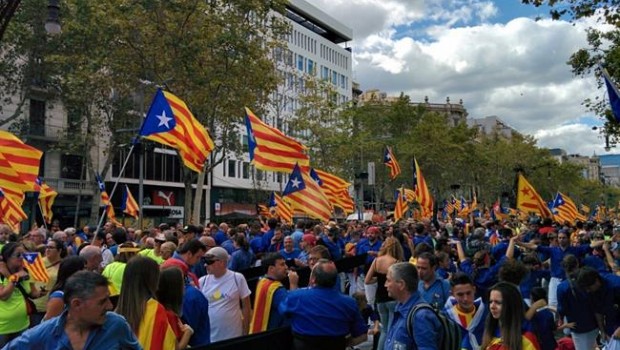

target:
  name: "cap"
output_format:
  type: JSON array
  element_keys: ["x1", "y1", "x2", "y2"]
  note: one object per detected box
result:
[
  {"x1": 160, "y1": 258, "x2": 189, "y2": 276},
  {"x1": 182, "y1": 225, "x2": 200, "y2": 234},
  {"x1": 302, "y1": 234, "x2": 317, "y2": 247},
  {"x1": 154, "y1": 233, "x2": 166, "y2": 242},
  {"x1": 205, "y1": 246, "x2": 229, "y2": 261},
  {"x1": 158, "y1": 223, "x2": 170, "y2": 230}
]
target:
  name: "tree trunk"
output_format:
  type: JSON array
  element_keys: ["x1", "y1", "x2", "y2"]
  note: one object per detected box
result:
[{"x1": 191, "y1": 167, "x2": 206, "y2": 224}]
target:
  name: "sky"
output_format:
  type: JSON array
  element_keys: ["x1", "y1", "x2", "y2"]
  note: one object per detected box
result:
[{"x1": 311, "y1": 0, "x2": 615, "y2": 156}]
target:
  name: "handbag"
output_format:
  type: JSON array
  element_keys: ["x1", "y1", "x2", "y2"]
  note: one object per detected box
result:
[{"x1": 15, "y1": 282, "x2": 37, "y2": 316}]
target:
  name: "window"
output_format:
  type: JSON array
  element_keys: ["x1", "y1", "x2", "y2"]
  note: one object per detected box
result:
[
  {"x1": 256, "y1": 169, "x2": 264, "y2": 181},
  {"x1": 322, "y1": 66, "x2": 329, "y2": 80},
  {"x1": 60, "y1": 155, "x2": 84, "y2": 180},
  {"x1": 29, "y1": 99, "x2": 45, "y2": 136},
  {"x1": 242, "y1": 162, "x2": 250, "y2": 179},
  {"x1": 307, "y1": 59, "x2": 314, "y2": 75},
  {"x1": 332, "y1": 71, "x2": 338, "y2": 85},
  {"x1": 297, "y1": 55, "x2": 304, "y2": 71},
  {"x1": 340, "y1": 74, "x2": 346, "y2": 89},
  {"x1": 242, "y1": 134, "x2": 249, "y2": 152},
  {"x1": 228, "y1": 159, "x2": 236, "y2": 178}
]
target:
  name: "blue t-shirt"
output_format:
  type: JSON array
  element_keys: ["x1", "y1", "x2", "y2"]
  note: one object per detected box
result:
[
  {"x1": 557, "y1": 280, "x2": 597, "y2": 333},
  {"x1": 418, "y1": 278, "x2": 451, "y2": 310},
  {"x1": 531, "y1": 308, "x2": 557, "y2": 350},
  {"x1": 279, "y1": 286, "x2": 367, "y2": 337},
  {"x1": 181, "y1": 284, "x2": 211, "y2": 347},
  {"x1": 280, "y1": 248, "x2": 301, "y2": 261},
  {"x1": 228, "y1": 249, "x2": 254, "y2": 272},
  {"x1": 536, "y1": 245, "x2": 591, "y2": 278},
  {"x1": 2, "y1": 311, "x2": 141, "y2": 350}
]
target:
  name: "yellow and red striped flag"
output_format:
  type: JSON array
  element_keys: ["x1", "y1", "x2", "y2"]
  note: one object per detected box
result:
[
  {"x1": 516, "y1": 174, "x2": 552, "y2": 218},
  {"x1": 413, "y1": 157, "x2": 433, "y2": 218},
  {"x1": 137, "y1": 299, "x2": 177, "y2": 350},
  {"x1": 404, "y1": 188, "x2": 416, "y2": 202},
  {"x1": 36, "y1": 178, "x2": 57, "y2": 224},
  {"x1": 311, "y1": 169, "x2": 354, "y2": 215},
  {"x1": 384, "y1": 146, "x2": 401, "y2": 180},
  {"x1": 550, "y1": 192, "x2": 582, "y2": 224},
  {"x1": 282, "y1": 164, "x2": 332, "y2": 222},
  {"x1": 22, "y1": 252, "x2": 49, "y2": 283},
  {"x1": 245, "y1": 108, "x2": 309, "y2": 173},
  {"x1": 250, "y1": 278, "x2": 283, "y2": 334},
  {"x1": 0, "y1": 130, "x2": 43, "y2": 191},
  {"x1": 269, "y1": 192, "x2": 293, "y2": 224},
  {"x1": 140, "y1": 89, "x2": 215, "y2": 172},
  {"x1": 0, "y1": 187, "x2": 26, "y2": 231},
  {"x1": 394, "y1": 188, "x2": 408, "y2": 222},
  {"x1": 122, "y1": 185, "x2": 139, "y2": 219}
]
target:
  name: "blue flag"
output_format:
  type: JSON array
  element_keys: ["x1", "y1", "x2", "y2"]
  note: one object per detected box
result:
[
  {"x1": 139, "y1": 89, "x2": 176, "y2": 136},
  {"x1": 603, "y1": 68, "x2": 620, "y2": 123}
]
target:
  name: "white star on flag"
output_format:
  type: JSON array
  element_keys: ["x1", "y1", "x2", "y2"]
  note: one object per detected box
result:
[
  {"x1": 157, "y1": 110, "x2": 173, "y2": 129},
  {"x1": 291, "y1": 177, "x2": 301, "y2": 188}
]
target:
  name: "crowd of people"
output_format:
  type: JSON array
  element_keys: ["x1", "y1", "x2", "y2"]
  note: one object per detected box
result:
[{"x1": 0, "y1": 214, "x2": 619, "y2": 349}]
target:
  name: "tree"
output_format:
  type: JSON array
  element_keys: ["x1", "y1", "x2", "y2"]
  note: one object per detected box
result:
[{"x1": 2, "y1": 0, "x2": 290, "y2": 224}]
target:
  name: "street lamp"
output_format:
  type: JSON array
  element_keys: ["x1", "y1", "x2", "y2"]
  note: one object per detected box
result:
[
  {"x1": 44, "y1": 0, "x2": 61, "y2": 35},
  {"x1": 592, "y1": 126, "x2": 616, "y2": 152}
]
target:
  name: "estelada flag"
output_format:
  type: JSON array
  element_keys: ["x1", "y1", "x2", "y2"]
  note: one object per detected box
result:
[{"x1": 22, "y1": 252, "x2": 49, "y2": 283}]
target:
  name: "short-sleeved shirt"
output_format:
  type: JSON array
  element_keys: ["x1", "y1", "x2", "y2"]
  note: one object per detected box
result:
[
  {"x1": 279, "y1": 286, "x2": 367, "y2": 338},
  {"x1": 101, "y1": 261, "x2": 127, "y2": 293},
  {"x1": 0, "y1": 277, "x2": 31, "y2": 334},
  {"x1": 198, "y1": 270, "x2": 251, "y2": 343},
  {"x1": 138, "y1": 249, "x2": 164, "y2": 264}
]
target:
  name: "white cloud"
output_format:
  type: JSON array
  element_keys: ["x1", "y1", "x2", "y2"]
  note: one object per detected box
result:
[{"x1": 310, "y1": 0, "x2": 614, "y2": 155}]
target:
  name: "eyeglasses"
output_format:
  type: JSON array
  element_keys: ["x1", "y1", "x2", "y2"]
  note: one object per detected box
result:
[{"x1": 10, "y1": 253, "x2": 23, "y2": 259}]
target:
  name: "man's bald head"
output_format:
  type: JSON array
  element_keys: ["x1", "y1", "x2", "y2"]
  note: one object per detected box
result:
[
  {"x1": 79, "y1": 245, "x2": 103, "y2": 272},
  {"x1": 199, "y1": 236, "x2": 216, "y2": 251},
  {"x1": 310, "y1": 259, "x2": 338, "y2": 288}
]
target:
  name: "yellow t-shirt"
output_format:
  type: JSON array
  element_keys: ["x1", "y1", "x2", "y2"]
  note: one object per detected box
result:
[
  {"x1": 0, "y1": 277, "x2": 31, "y2": 334},
  {"x1": 33, "y1": 258, "x2": 60, "y2": 312},
  {"x1": 102, "y1": 261, "x2": 127, "y2": 295},
  {"x1": 139, "y1": 249, "x2": 164, "y2": 264}
]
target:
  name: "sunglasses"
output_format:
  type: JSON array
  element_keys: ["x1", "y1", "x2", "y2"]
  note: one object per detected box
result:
[{"x1": 202, "y1": 257, "x2": 218, "y2": 265}]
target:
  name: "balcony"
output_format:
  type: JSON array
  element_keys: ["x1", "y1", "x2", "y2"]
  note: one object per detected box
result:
[{"x1": 42, "y1": 178, "x2": 95, "y2": 196}]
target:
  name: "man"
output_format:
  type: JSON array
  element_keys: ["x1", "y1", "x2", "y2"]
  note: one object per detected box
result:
[
  {"x1": 576, "y1": 267, "x2": 620, "y2": 339},
  {"x1": 384, "y1": 262, "x2": 442, "y2": 350},
  {"x1": 280, "y1": 236, "x2": 302, "y2": 265},
  {"x1": 268, "y1": 226, "x2": 285, "y2": 252},
  {"x1": 28, "y1": 228, "x2": 47, "y2": 248},
  {"x1": 179, "y1": 225, "x2": 200, "y2": 246},
  {"x1": 249, "y1": 253, "x2": 299, "y2": 333},
  {"x1": 357, "y1": 226, "x2": 382, "y2": 304},
  {"x1": 279, "y1": 259, "x2": 367, "y2": 350},
  {"x1": 173, "y1": 239, "x2": 207, "y2": 286},
  {"x1": 291, "y1": 220, "x2": 305, "y2": 249},
  {"x1": 2, "y1": 271, "x2": 141, "y2": 349},
  {"x1": 91, "y1": 230, "x2": 114, "y2": 269},
  {"x1": 138, "y1": 233, "x2": 166, "y2": 264},
  {"x1": 80, "y1": 245, "x2": 104, "y2": 273},
  {"x1": 214, "y1": 222, "x2": 230, "y2": 246},
  {"x1": 416, "y1": 252, "x2": 451, "y2": 309},
  {"x1": 443, "y1": 273, "x2": 487, "y2": 350},
  {"x1": 198, "y1": 247, "x2": 252, "y2": 343}
]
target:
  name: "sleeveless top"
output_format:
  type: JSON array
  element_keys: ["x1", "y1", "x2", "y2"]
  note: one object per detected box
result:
[{"x1": 375, "y1": 272, "x2": 393, "y2": 303}]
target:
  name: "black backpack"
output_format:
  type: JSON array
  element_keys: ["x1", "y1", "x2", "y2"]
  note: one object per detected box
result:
[{"x1": 406, "y1": 303, "x2": 462, "y2": 350}]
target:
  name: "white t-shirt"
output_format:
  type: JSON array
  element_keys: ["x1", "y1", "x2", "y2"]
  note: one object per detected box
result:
[{"x1": 198, "y1": 270, "x2": 251, "y2": 343}]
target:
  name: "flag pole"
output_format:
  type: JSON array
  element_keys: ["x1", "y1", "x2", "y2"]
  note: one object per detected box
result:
[
  {"x1": 37, "y1": 201, "x2": 48, "y2": 231},
  {"x1": 94, "y1": 143, "x2": 137, "y2": 234}
]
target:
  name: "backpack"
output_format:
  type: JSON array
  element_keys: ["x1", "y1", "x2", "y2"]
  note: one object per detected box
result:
[{"x1": 406, "y1": 303, "x2": 462, "y2": 350}]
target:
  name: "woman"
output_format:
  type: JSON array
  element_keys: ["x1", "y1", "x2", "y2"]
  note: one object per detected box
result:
[
  {"x1": 43, "y1": 256, "x2": 86, "y2": 320},
  {"x1": 364, "y1": 236, "x2": 403, "y2": 350},
  {"x1": 157, "y1": 266, "x2": 194, "y2": 350},
  {"x1": 481, "y1": 282, "x2": 540, "y2": 350},
  {"x1": 102, "y1": 242, "x2": 140, "y2": 294},
  {"x1": 228, "y1": 232, "x2": 254, "y2": 272},
  {"x1": 31, "y1": 238, "x2": 66, "y2": 326},
  {"x1": 116, "y1": 256, "x2": 177, "y2": 350},
  {"x1": 0, "y1": 243, "x2": 43, "y2": 346}
]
